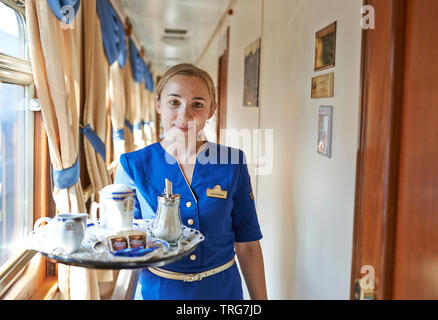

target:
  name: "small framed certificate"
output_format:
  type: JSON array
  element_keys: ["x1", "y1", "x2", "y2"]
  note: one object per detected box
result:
[
  {"x1": 317, "y1": 106, "x2": 333, "y2": 158},
  {"x1": 311, "y1": 72, "x2": 334, "y2": 98}
]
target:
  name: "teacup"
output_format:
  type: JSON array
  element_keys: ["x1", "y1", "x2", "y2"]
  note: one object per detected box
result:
[{"x1": 34, "y1": 213, "x2": 88, "y2": 253}]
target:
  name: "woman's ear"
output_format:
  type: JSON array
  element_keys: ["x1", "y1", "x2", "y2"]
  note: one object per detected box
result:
[
  {"x1": 155, "y1": 95, "x2": 161, "y2": 114},
  {"x1": 208, "y1": 103, "x2": 218, "y2": 119}
]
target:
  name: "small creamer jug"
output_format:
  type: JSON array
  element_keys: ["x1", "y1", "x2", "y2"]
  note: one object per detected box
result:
[{"x1": 34, "y1": 213, "x2": 88, "y2": 253}]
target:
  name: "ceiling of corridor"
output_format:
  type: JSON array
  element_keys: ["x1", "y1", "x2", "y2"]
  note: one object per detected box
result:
[{"x1": 120, "y1": 0, "x2": 231, "y2": 74}]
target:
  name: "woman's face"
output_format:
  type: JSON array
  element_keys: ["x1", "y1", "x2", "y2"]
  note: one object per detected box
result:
[{"x1": 156, "y1": 74, "x2": 217, "y2": 142}]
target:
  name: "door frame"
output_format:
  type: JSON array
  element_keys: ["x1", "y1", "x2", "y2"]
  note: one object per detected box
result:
[
  {"x1": 350, "y1": 0, "x2": 407, "y2": 300},
  {"x1": 216, "y1": 27, "x2": 230, "y2": 144}
]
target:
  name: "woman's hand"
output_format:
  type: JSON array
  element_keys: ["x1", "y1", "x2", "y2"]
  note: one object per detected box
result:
[{"x1": 235, "y1": 240, "x2": 268, "y2": 300}]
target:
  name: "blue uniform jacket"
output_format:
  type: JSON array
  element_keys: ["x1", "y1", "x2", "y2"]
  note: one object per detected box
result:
[{"x1": 114, "y1": 141, "x2": 262, "y2": 299}]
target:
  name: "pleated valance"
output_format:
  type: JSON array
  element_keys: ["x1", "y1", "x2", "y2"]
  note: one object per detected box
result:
[
  {"x1": 47, "y1": 0, "x2": 81, "y2": 24},
  {"x1": 96, "y1": 0, "x2": 127, "y2": 67},
  {"x1": 129, "y1": 38, "x2": 144, "y2": 84},
  {"x1": 142, "y1": 60, "x2": 154, "y2": 92}
]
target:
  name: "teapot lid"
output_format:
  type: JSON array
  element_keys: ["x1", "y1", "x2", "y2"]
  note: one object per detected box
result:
[{"x1": 99, "y1": 184, "x2": 135, "y2": 196}]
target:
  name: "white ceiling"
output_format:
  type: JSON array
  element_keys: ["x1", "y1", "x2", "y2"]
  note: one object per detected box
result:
[{"x1": 121, "y1": 0, "x2": 231, "y2": 74}]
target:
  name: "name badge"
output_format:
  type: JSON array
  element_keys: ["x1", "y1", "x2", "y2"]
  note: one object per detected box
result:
[{"x1": 206, "y1": 185, "x2": 228, "y2": 199}]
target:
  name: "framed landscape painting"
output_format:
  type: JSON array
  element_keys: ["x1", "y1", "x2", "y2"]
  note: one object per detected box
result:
[
  {"x1": 314, "y1": 21, "x2": 337, "y2": 71},
  {"x1": 243, "y1": 38, "x2": 261, "y2": 107}
]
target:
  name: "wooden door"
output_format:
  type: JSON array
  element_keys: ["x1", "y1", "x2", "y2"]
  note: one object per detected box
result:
[
  {"x1": 351, "y1": 0, "x2": 438, "y2": 300},
  {"x1": 216, "y1": 27, "x2": 229, "y2": 144}
]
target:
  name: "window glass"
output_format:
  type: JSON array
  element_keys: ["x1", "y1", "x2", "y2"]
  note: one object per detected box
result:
[
  {"x1": 0, "y1": 1, "x2": 32, "y2": 268},
  {"x1": 0, "y1": 2, "x2": 26, "y2": 59},
  {"x1": 0, "y1": 82, "x2": 31, "y2": 266}
]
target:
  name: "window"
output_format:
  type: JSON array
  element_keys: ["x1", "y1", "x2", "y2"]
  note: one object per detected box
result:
[
  {"x1": 0, "y1": 83, "x2": 33, "y2": 266},
  {"x1": 0, "y1": 1, "x2": 26, "y2": 59},
  {"x1": 0, "y1": 0, "x2": 34, "y2": 272}
]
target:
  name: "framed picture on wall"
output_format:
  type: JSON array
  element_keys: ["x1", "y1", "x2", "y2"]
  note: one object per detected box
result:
[
  {"x1": 314, "y1": 21, "x2": 337, "y2": 71},
  {"x1": 317, "y1": 106, "x2": 333, "y2": 158},
  {"x1": 243, "y1": 38, "x2": 261, "y2": 107}
]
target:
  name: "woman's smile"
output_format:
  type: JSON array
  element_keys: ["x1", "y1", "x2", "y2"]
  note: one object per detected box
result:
[{"x1": 173, "y1": 124, "x2": 189, "y2": 132}]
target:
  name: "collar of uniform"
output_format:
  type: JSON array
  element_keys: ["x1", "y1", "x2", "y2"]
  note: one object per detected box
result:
[{"x1": 156, "y1": 141, "x2": 211, "y2": 204}]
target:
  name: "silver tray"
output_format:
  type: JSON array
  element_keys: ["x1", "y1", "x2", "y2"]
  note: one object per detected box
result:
[{"x1": 25, "y1": 219, "x2": 205, "y2": 270}]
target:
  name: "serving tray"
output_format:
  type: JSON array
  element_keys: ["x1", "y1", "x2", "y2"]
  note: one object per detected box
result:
[{"x1": 25, "y1": 219, "x2": 204, "y2": 270}]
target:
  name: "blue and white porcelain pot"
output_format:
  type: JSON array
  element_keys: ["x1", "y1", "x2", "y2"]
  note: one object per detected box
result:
[{"x1": 91, "y1": 184, "x2": 135, "y2": 232}]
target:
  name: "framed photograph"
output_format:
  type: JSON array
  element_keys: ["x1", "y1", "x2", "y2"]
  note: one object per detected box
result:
[
  {"x1": 243, "y1": 38, "x2": 261, "y2": 107},
  {"x1": 314, "y1": 21, "x2": 337, "y2": 71},
  {"x1": 317, "y1": 106, "x2": 333, "y2": 158}
]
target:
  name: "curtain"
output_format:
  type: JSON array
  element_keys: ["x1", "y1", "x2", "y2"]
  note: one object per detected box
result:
[
  {"x1": 123, "y1": 38, "x2": 135, "y2": 153},
  {"x1": 127, "y1": 39, "x2": 143, "y2": 151},
  {"x1": 96, "y1": 0, "x2": 127, "y2": 161},
  {"x1": 141, "y1": 85, "x2": 151, "y2": 146},
  {"x1": 132, "y1": 80, "x2": 145, "y2": 150},
  {"x1": 25, "y1": 0, "x2": 100, "y2": 300},
  {"x1": 109, "y1": 61, "x2": 127, "y2": 160},
  {"x1": 149, "y1": 88, "x2": 157, "y2": 142},
  {"x1": 142, "y1": 62, "x2": 156, "y2": 145},
  {"x1": 83, "y1": 0, "x2": 122, "y2": 296},
  {"x1": 128, "y1": 40, "x2": 160, "y2": 150},
  {"x1": 142, "y1": 84, "x2": 155, "y2": 146},
  {"x1": 82, "y1": 0, "x2": 111, "y2": 200}
]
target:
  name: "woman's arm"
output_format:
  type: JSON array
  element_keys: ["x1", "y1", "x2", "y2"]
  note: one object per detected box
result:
[{"x1": 235, "y1": 240, "x2": 268, "y2": 300}]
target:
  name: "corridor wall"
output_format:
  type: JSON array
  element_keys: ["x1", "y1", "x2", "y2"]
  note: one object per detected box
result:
[{"x1": 197, "y1": 0, "x2": 362, "y2": 299}]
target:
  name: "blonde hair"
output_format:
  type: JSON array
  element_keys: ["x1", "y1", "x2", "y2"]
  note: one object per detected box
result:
[{"x1": 156, "y1": 63, "x2": 216, "y2": 108}]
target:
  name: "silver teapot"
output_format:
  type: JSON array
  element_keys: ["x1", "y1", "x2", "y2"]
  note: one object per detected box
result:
[{"x1": 151, "y1": 179, "x2": 184, "y2": 244}]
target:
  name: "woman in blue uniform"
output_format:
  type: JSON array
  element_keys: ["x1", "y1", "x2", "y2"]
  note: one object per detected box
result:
[{"x1": 114, "y1": 63, "x2": 267, "y2": 300}]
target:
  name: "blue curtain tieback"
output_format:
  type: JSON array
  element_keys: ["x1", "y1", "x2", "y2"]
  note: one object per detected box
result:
[
  {"x1": 113, "y1": 128, "x2": 125, "y2": 141},
  {"x1": 52, "y1": 157, "x2": 79, "y2": 189},
  {"x1": 80, "y1": 124, "x2": 106, "y2": 161},
  {"x1": 125, "y1": 119, "x2": 133, "y2": 132},
  {"x1": 133, "y1": 122, "x2": 143, "y2": 130},
  {"x1": 47, "y1": 0, "x2": 81, "y2": 24}
]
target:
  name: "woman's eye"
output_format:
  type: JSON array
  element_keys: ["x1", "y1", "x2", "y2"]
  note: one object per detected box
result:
[
  {"x1": 169, "y1": 100, "x2": 180, "y2": 106},
  {"x1": 193, "y1": 102, "x2": 204, "y2": 109}
]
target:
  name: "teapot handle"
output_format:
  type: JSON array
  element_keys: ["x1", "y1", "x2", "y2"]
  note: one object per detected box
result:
[
  {"x1": 33, "y1": 217, "x2": 52, "y2": 232},
  {"x1": 122, "y1": 196, "x2": 134, "y2": 212},
  {"x1": 90, "y1": 202, "x2": 104, "y2": 227}
]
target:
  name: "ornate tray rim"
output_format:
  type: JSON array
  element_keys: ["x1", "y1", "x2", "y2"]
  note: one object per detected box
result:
[{"x1": 26, "y1": 219, "x2": 204, "y2": 270}]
